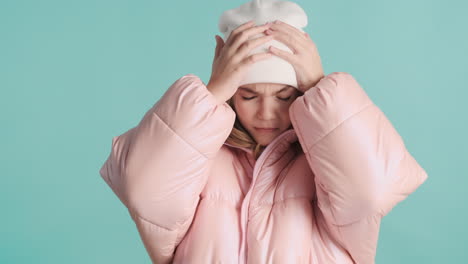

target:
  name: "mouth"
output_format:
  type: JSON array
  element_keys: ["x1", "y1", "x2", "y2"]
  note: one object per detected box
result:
[{"x1": 255, "y1": 127, "x2": 279, "y2": 133}]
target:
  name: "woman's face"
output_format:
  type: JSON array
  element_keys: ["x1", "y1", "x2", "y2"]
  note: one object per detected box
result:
[{"x1": 232, "y1": 83, "x2": 303, "y2": 146}]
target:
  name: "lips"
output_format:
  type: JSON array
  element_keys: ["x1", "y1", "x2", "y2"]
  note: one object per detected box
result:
[{"x1": 255, "y1": 127, "x2": 278, "y2": 132}]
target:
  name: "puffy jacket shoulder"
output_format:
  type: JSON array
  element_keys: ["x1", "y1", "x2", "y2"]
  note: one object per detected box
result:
[{"x1": 99, "y1": 74, "x2": 236, "y2": 264}]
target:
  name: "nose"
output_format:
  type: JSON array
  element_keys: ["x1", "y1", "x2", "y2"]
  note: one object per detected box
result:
[{"x1": 256, "y1": 99, "x2": 276, "y2": 121}]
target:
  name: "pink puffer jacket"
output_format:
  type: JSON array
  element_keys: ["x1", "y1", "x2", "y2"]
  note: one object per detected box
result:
[{"x1": 99, "y1": 72, "x2": 428, "y2": 264}]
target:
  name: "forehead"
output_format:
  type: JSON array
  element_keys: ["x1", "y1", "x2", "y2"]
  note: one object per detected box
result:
[{"x1": 238, "y1": 83, "x2": 294, "y2": 94}]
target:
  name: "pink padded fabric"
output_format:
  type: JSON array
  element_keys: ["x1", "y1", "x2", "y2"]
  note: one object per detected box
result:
[{"x1": 99, "y1": 72, "x2": 428, "y2": 264}]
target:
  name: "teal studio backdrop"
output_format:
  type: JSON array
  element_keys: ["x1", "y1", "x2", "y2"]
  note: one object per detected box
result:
[{"x1": 1, "y1": 0, "x2": 466, "y2": 263}]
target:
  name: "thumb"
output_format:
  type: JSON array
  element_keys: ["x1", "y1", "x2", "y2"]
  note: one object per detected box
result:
[{"x1": 214, "y1": 35, "x2": 224, "y2": 58}]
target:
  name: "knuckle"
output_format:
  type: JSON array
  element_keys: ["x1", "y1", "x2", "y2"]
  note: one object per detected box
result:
[
  {"x1": 232, "y1": 54, "x2": 241, "y2": 62},
  {"x1": 238, "y1": 31, "x2": 248, "y2": 39}
]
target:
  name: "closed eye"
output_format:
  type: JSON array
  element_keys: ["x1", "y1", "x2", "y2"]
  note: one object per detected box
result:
[{"x1": 241, "y1": 96, "x2": 291, "y2": 101}]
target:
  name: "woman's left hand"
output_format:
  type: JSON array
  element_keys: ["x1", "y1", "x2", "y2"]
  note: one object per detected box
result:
[{"x1": 265, "y1": 20, "x2": 325, "y2": 93}]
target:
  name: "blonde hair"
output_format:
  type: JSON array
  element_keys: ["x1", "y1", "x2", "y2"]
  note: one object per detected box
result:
[{"x1": 225, "y1": 97, "x2": 266, "y2": 160}]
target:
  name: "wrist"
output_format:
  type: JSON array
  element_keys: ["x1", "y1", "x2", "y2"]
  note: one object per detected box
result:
[
  {"x1": 300, "y1": 74, "x2": 325, "y2": 93},
  {"x1": 206, "y1": 83, "x2": 228, "y2": 105}
]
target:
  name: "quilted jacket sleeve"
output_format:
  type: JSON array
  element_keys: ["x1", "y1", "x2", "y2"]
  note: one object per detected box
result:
[
  {"x1": 289, "y1": 72, "x2": 428, "y2": 263},
  {"x1": 99, "y1": 74, "x2": 236, "y2": 264}
]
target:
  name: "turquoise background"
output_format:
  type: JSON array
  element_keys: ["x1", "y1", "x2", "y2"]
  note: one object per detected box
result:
[{"x1": 1, "y1": 0, "x2": 466, "y2": 263}]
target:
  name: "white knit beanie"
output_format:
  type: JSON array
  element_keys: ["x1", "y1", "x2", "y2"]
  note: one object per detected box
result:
[{"x1": 218, "y1": 0, "x2": 308, "y2": 89}]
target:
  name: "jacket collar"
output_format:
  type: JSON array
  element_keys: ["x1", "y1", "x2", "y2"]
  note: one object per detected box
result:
[{"x1": 222, "y1": 128, "x2": 298, "y2": 157}]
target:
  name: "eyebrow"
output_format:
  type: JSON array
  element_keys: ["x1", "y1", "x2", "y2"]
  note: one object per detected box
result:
[{"x1": 239, "y1": 86, "x2": 292, "y2": 94}]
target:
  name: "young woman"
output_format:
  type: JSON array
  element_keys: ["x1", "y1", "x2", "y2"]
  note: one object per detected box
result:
[{"x1": 99, "y1": 1, "x2": 428, "y2": 263}]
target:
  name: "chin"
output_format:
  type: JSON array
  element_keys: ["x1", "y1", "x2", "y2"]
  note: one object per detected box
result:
[{"x1": 249, "y1": 127, "x2": 281, "y2": 145}]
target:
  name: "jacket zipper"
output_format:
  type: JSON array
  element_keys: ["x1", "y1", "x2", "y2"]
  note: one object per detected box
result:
[{"x1": 224, "y1": 129, "x2": 296, "y2": 264}]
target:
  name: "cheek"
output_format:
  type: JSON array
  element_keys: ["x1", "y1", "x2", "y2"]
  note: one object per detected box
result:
[
  {"x1": 235, "y1": 101, "x2": 254, "y2": 122},
  {"x1": 281, "y1": 112, "x2": 292, "y2": 126},
  {"x1": 278, "y1": 103, "x2": 293, "y2": 126}
]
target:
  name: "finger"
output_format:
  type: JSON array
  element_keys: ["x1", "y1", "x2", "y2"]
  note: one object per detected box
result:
[
  {"x1": 303, "y1": 31, "x2": 315, "y2": 44},
  {"x1": 268, "y1": 45, "x2": 298, "y2": 65},
  {"x1": 226, "y1": 20, "x2": 256, "y2": 47},
  {"x1": 269, "y1": 21, "x2": 311, "y2": 49},
  {"x1": 214, "y1": 35, "x2": 224, "y2": 58},
  {"x1": 232, "y1": 20, "x2": 255, "y2": 35},
  {"x1": 235, "y1": 34, "x2": 274, "y2": 60},
  {"x1": 267, "y1": 28, "x2": 310, "y2": 53},
  {"x1": 266, "y1": 31, "x2": 303, "y2": 54},
  {"x1": 229, "y1": 22, "x2": 273, "y2": 52},
  {"x1": 271, "y1": 20, "x2": 308, "y2": 41},
  {"x1": 239, "y1": 52, "x2": 273, "y2": 70}
]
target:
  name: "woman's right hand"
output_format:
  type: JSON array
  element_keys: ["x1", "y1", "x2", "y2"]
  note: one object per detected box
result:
[{"x1": 206, "y1": 20, "x2": 275, "y2": 104}]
